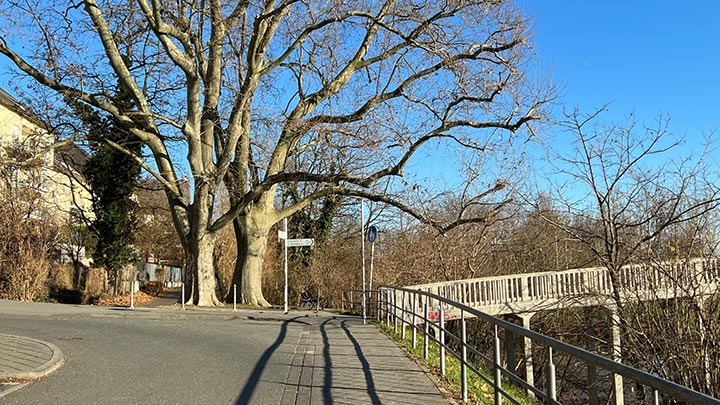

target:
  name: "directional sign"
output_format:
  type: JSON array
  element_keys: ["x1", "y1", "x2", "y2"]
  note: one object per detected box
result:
[
  {"x1": 286, "y1": 238, "x2": 314, "y2": 247},
  {"x1": 366, "y1": 225, "x2": 378, "y2": 243},
  {"x1": 278, "y1": 230, "x2": 287, "y2": 240}
]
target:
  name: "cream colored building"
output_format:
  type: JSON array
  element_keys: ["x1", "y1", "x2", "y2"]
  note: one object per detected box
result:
[{"x1": 0, "y1": 87, "x2": 93, "y2": 226}]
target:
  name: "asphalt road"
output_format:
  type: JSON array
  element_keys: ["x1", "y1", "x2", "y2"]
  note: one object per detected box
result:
[
  {"x1": 0, "y1": 300, "x2": 449, "y2": 404},
  {"x1": 0, "y1": 310, "x2": 304, "y2": 403}
]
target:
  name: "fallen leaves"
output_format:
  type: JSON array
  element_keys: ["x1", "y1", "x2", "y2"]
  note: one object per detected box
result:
[{"x1": 97, "y1": 291, "x2": 156, "y2": 307}]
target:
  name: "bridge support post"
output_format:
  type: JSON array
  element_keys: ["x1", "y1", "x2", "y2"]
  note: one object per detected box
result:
[
  {"x1": 503, "y1": 315, "x2": 517, "y2": 376},
  {"x1": 609, "y1": 306, "x2": 624, "y2": 405},
  {"x1": 517, "y1": 313, "x2": 535, "y2": 396}
]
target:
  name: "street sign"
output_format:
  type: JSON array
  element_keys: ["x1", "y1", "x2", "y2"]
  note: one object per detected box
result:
[
  {"x1": 367, "y1": 225, "x2": 378, "y2": 243},
  {"x1": 278, "y1": 230, "x2": 287, "y2": 240},
  {"x1": 286, "y1": 238, "x2": 314, "y2": 247}
]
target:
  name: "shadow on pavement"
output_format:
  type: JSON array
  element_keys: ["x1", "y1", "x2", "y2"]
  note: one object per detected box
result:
[
  {"x1": 235, "y1": 317, "x2": 298, "y2": 404},
  {"x1": 340, "y1": 319, "x2": 381, "y2": 404}
]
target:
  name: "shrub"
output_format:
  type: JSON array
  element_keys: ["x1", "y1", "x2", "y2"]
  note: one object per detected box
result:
[{"x1": 141, "y1": 281, "x2": 163, "y2": 296}]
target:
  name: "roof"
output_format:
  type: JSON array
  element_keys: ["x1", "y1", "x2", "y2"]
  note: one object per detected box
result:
[
  {"x1": 0, "y1": 88, "x2": 47, "y2": 128},
  {"x1": 54, "y1": 142, "x2": 89, "y2": 175}
]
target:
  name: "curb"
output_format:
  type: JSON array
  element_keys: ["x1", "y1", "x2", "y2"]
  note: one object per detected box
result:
[{"x1": 0, "y1": 335, "x2": 64, "y2": 383}]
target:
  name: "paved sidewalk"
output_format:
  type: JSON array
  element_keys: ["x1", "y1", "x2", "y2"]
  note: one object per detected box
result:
[
  {"x1": 0, "y1": 334, "x2": 63, "y2": 382},
  {"x1": 279, "y1": 317, "x2": 450, "y2": 404}
]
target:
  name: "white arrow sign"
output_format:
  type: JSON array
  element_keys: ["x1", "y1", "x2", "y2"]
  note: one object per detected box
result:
[{"x1": 286, "y1": 238, "x2": 314, "y2": 247}]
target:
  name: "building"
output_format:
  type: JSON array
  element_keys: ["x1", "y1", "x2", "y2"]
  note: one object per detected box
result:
[
  {"x1": 0, "y1": 87, "x2": 92, "y2": 222},
  {"x1": 0, "y1": 88, "x2": 93, "y2": 265}
]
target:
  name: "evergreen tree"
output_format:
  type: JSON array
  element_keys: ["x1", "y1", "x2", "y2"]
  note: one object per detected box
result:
[{"x1": 77, "y1": 85, "x2": 142, "y2": 294}]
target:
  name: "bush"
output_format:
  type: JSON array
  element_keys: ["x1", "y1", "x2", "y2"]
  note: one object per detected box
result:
[
  {"x1": 49, "y1": 288, "x2": 84, "y2": 304},
  {"x1": 141, "y1": 281, "x2": 163, "y2": 296},
  {"x1": 0, "y1": 211, "x2": 61, "y2": 301}
]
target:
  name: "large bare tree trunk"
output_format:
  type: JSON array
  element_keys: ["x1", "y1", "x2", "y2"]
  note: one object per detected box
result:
[
  {"x1": 237, "y1": 211, "x2": 273, "y2": 307},
  {"x1": 186, "y1": 231, "x2": 220, "y2": 306},
  {"x1": 228, "y1": 200, "x2": 274, "y2": 307}
]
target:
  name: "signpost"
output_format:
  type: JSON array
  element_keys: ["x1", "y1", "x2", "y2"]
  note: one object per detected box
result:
[
  {"x1": 286, "y1": 238, "x2": 314, "y2": 247},
  {"x1": 360, "y1": 199, "x2": 366, "y2": 324},
  {"x1": 367, "y1": 225, "x2": 377, "y2": 301},
  {"x1": 278, "y1": 218, "x2": 314, "y2": 314}
]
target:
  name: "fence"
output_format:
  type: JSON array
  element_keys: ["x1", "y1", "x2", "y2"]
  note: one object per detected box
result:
[
  {"x1": 341, "y1": 289, "x2": 379, "y2": 317},
  {"x1": 378, "y1": 285, "x2": 719, "y2": 405}
]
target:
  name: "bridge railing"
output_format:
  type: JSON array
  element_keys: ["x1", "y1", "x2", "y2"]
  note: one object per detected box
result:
[
  {"x1": 406, "y1": 258, "x2": 719, "y2": 312},
  {"x1": 378, "y1": 285, "x2": 720, "y2": 404}
]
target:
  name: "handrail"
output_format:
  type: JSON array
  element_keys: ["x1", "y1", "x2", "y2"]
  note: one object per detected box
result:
[{"x1": 378, "y1": 285, "x2": 720, "y2": 405}]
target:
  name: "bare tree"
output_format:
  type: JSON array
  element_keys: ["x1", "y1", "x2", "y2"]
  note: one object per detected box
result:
[
  {"x1": 542, "y1": 107, "x2": 720, "y2": 396},
  {"x1": 544, "y1": 108, "x2": 719, "y2": 305},
  {"x1": 0, "y1": 133, "x2": 61, "y2": 301},
  {"x1": 0, "y1": 0, "x2": 550, "y2": 305}
]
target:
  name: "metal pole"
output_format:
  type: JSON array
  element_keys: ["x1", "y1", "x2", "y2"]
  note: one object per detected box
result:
[
  {"x1": 401, "y1": 290, "x2": 406, "y2": 340},
  {"x1": 130, "y1": 280, "x2": 134, "y2": 309},
  {"x1": 423, "y1": 301, "x2": 429, "y2": 360},
  {"x1": 547, "y1": 347, "x2": 557, "y2": 403},
  {"x1": 412, "y1": 294, "x2": 417, "y2": 349},
  {"x1": 461, "y1": 311, "x2": 468, "y2": 402},
  {"x1": 233, "y1": 283, "x2": 237, "y2": 311},
  {"x1": 494, "y1": 325, "x2": 502, "y2": 405},
  {"x1": 369, "y1": 242, "x2": 374, "y2": 296},
  {"x1": 181, "y1": 282, "x2": 186, "y2": 310},
  {"x1": 283, "y1": 217, "x2": 289, "y2": 314},
  {"x1": 440, "y1": 306, "x2": 446, "y2": 376},
  {"x1": 376, "y1": 290, "x2": 381, "y2": 321},
  {"x1": 316, "y1": 287, "x2": 320, "y2": 315},
  {"x1": 360, "y1": 198, "x2": 366, "y2": 324},
  {"x1": 393, "y1": 290, "x2": 398, "y2": 333}
]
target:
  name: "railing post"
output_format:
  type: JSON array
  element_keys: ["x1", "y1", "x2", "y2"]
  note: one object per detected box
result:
[
  {"x1": 393, "y1": 290, "x2": 398, "y2": 333},
  {"x1": 401, "y1": 290, "x2": 406, "y2": 340},
  {"x1": 546, "y1": 347, "x2": 557, "y2": 404},
  {"x1": 181, "y1": 282, "x2": 186, "y2": 310},
  {"x1": 423, "y1": 301, "x2": 429, "y2": 360},
  {"x1": 386, "y1": 289, "x2": 391, "y2": 325},
  {"x1": 412, "y1": 292, "x2": 417, "y2": 349},
  {"x1": 440, "y1": 306, "x2": 446, "y2": 376},
  {"x1": 376, "y1": 289, "x2": 382, "y2": 322},
  {"x1": 461, "y1": 310, "x2": 468, "y2": 402},
  {"x1": 376, "y1": 290, "x2": 381, "y2": 322},
  {"x1": 494, "y1": 324, "x2": 502, "y2": 405}
]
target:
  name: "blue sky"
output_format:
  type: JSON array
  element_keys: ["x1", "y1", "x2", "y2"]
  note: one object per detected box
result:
[
  {"x1": 522, "y1": 1, "x2": 720, "y2": 141},
  {"x1": 3, "y1": 2, "x2": 718, "y2": 200}
]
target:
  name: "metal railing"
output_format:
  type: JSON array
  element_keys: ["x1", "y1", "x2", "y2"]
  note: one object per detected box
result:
[
  {"x1": 340, "y1": 289, "x2": 379, "y2": 316},
  {"x1": 378, "y1": 285, "x2": 720, "y2": 405},
  {"x1": 406, "y1": 258, "x2": 720, "y2": 315}
]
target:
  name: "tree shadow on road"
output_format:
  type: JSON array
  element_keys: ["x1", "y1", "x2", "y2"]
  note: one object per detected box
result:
[{"x1": 235, "y1": 317, "x2": 299, "y2": 404}]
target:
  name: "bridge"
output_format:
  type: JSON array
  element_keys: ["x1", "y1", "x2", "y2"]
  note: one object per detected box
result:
[
  {"x1": 377, "y1": 258, "x2": 719, "y2": 404},
  {"x1": 406, "y1": 257, "x2": 719, "y2": 317}
]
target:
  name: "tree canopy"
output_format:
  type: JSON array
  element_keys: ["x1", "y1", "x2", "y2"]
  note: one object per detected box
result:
[{"x1": 0, "y1": 0, "x2": 550, "y2": 305}]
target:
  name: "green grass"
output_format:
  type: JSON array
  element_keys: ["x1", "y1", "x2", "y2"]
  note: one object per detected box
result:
[{"x1": 379, "y1": 322, "x2": 540, "y2": 404}]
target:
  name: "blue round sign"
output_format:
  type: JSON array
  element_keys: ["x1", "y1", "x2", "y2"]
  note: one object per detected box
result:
[{"x1": 367, "y1": 225, "x2": 378, "y2": 243}]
